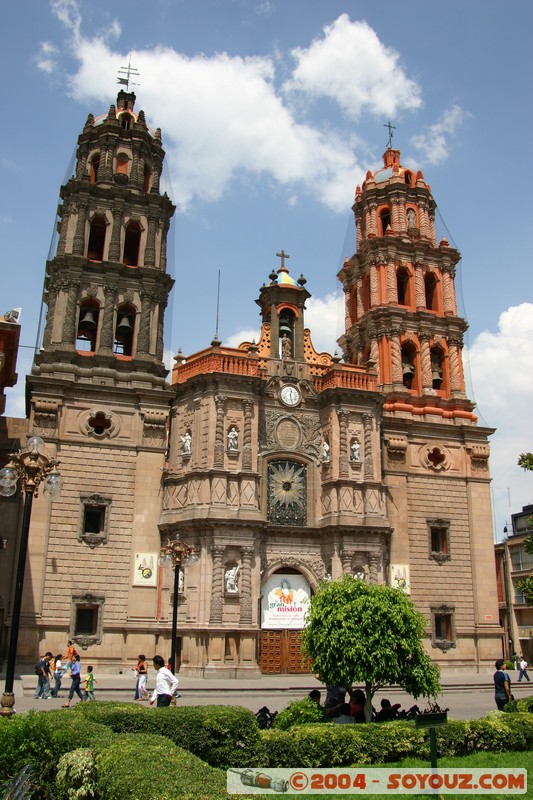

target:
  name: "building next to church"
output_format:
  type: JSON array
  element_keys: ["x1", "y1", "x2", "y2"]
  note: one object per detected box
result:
[{"x1": 0, "y1": 91, "x2": 501, "y2": 676}]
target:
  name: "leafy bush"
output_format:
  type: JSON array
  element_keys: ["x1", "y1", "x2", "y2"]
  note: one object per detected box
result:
[
  {"x1": 74, "y1": 702, "x2": 263, "y2": 767},
  {"x1": 95, "y1": 733, "x2": 228, "y2": 800},
  {"x1": 261, "y1": 713, "x2": 533, "y2": 768},
  {"x1": 272, "y1": 697, "x2": 324, "y2": 730},
  {"x1": 504, "y1": 695, "x2": 533, "y2": 714},
  {"x1": 56, "y1": 749, "x2": 97, "y2": 800},
  {"x1": 0, "y1": 710, "x2": 114, "y2": 799}
]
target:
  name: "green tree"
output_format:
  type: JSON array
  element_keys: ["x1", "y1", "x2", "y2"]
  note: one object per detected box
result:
[
  {"x1": 517, "y1": 453, "x2": 533, "y2": 472},
  {"x1": 302, "y1": 576, "x2": 441, "y2": 721}
]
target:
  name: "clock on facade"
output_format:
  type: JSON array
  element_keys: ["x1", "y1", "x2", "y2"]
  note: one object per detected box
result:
[{"x1": 280, "y1": 384, "x2": 301, "y2": 406}]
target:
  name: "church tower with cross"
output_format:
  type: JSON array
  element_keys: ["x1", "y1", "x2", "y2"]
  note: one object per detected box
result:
[{"x1": 21, "y1": 87, "x2": 176, "y2": 659}]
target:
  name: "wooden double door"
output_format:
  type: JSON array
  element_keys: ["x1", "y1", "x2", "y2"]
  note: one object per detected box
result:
[{"x1": 259, "y1": 629, "x2": 312, "y2": 674}]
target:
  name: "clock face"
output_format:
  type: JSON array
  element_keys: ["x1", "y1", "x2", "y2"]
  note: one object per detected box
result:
[{"x1": 280, "y1": 384, "x2": 300, "y2": 406}]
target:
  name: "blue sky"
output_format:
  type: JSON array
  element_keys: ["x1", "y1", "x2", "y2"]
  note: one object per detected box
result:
[{"x1": 1, "y1": 0, "x2": 532, "y2": 538}]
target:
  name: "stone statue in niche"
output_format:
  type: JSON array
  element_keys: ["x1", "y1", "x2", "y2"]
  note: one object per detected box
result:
[
  {"x1": 350, "y1": 439, "x2": 361, "y2": 461},
  {"x1": 322, "y1": 440, "x2": 330, "y2": 462},
  {"x1": 227, "y1": 426, "x2": 239, "y2": 450},
  {"x1": 224, "y1": 564, "x2": 240, "y2": 593},
  {"x1": 181, "y1": 430, "x2": 192, "y2": 454},
  {"x1": 281, "y1": 334, "x2": 292, "y2": 359},
  {"x1": 407, "y1": 208, "x2": 416, "y2": 228}
]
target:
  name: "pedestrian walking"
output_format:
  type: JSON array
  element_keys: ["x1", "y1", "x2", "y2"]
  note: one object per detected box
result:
[
  {"x1": 83, "y1": 665, "x2": 97, "y2": 701},
  {"x1": 134, "y1": 654, "x2": 149, "y2": 700},
  {"x1": 34, "y1": 652, "x2": 53, "y2": 699},
  {"x1": 60, "y1": 640, "x2": 77, "y2": 677},
  {"x1": 149, "y1": 655, "x2": 179, "y2": 707},
  {"x1": 62, "y1": 654, "x2": 83, "y2": 707},
  {"x1": 51, "y1": 654, "x2": 63, "y2": 697},
  {"x1": 493, "y1": 658, "x2": 512, "y2": 710},
  {"x1": 518, "y1": 656, "x2": 531, "y2": 683}
]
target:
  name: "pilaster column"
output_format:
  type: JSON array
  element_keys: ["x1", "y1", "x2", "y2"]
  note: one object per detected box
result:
[
  {"x1": 448, "y1": 339, "x2": 464, "y2": 394},
  {"x1": 144, "y1": 214, "x2": 158, "y2": 268},
  {"x1": 239, "y1": 547, "x2": 254, "y2": 625},
  {"x1": 209, "y1": 545, "x2": 225, "y2": 624},
  {"x1": 99, "y1": 284, "x2": 116, "y2": 351},
  {"x1": 368, "y1": 552, "x2": 381, "y2": 584},
  {"x1": 386, "y1": 260, "x2": 397, "y2": 302},
  {"x1": 108, "y1": 202, "x2": 124, "y2": 263},
  {"x1": 75, "y1": 143, "x2": 89, "y2": 181},
  {"x1": 42, "y1": 287, "x2": 58, "y2": 348},
  {"x1": 390, "y1": 331, "x2": 403, "y2": 384},
  {"x1": 156, "y1": 295, "x2": 166, "y2": 361},
  {"x1": 242, "y1": 400, "x2": 253, "y2": 470},
  {"x1": 369, "y1": 263, "x2": 379, "y2": 307},
  {"x1": 131, "y1": 142, "x2": 141, "y2": 189},
  {"x1": 152, "y1": 156, "x2": 162, "y2": 194},
  {"x1": 137, "y1": 292, "x2": 152, "y2": 354},
  {"x1": 214, "y1": 396, "x2": 226, "y2": 467},
  {"x1": 337, "y1": 410, "x2": 349, "y2": 477},
  {"x1": 414, "y1": 263, "x2": 426, "y2": 309},
  {"x1": 100, "y1": 141, "x2": 114, "y2": 183},
  {"x1": 56, "y1": 200, "x2": 73, "y2": 257},
  {"x1": 62, "y1": 281, "x2": 80, "y2": 345},
  {"x1": 419, "y1": 201, "x2": 431, "y2": 239},
  {"x1": 72, "y1": 199, "x2": 88, "y2": 256},
  {"x1": 340, "y1": 550, "x2": 352, "y2": 575},
  {"x1": 390, "y1": 197, "x2": 401, "y2": 231},
  {"x1": 419, "y1": 334, "x2": 432, "y2": 390},
  {"x1": 356, "y1": 277, "x2": 364, "y2": 319},
  {"x1": 429, "y1": 211, "x2": 437, "y2": 245},
  {"x1": 362, "y1": 412, "x2": 373, "y2": 480},
  {"x1": 367, "y1": 201, "x2": 378, "y2": 237},
  {"x1": 159, "y1": 218, "x2": 170, "y2": 272},
  {"x1": 442, "y1": 267, "x2": 456, "y2": 315}
]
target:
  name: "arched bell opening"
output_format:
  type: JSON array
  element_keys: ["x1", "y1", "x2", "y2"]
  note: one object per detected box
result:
[
  {"x1": 424, "y1": 272, "x2": 438, "y2": 312},
  {"x1": 87, "y1": 215, "x2": 107, "y2": 261},
  {"x1": 379, "y1": 206, "x2": 391, "y2": 236},
  {"x1": 76, "y1": 300, "x2": 100, "y2": 352},
  {"x1": 278, "y1": 308, "x2": 295, "y2": 359},
  {"x1": 396, "y1": 266, "x2": 412, "y2": 307},
  {"x1": 430, "y1": 345, "x2": 446, "y2": 392},
  {"x1": 401, "y1": 342, "x2": 417, "y2": 390},
  {"x1": 89, "y1": 153, "x2": 100, "y2": 184},
  {"x1": 123, "y1": 220, "x2": 141, "y2": 266},
  {"x1": 113, "y1": 304, "x2": 136, "y2": 356}
]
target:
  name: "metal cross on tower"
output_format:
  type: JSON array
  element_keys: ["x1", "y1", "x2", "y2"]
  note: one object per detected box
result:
[
  {"x1": 276, "y1": 250, "x2": 290, "y2": 270},
  {"x1": 383, "y1": 120, "x2": 396, "y2": 149}
]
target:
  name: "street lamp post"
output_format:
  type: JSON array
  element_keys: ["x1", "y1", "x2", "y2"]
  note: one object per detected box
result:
[
  {"x1": 159, "y1": 536, "x2": 198, "y2": 674},
  {"x1": 0, "y1": 436, "x2": 62, "y2": 716}
]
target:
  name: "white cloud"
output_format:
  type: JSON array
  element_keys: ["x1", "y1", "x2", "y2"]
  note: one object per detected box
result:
[
  {"x1": 36, "y1": 5, "x2": 436, "y2": 213},
  {"x1": 410, "y1": 105, "x2": 469, "y2": 165},
  {"x1": 465, "y1": 303, "x2": 533, "y2": 537},
  {"x1": 36, "y1": 41, "x2": 59, "y2": 75},
  {"x1": 284, "y1": 15, "x2": 422, "y2": 120}
]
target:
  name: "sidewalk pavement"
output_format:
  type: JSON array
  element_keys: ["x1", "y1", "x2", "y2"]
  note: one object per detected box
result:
[{"x1": 3, "y1": 667, "x2": 531, "y2": 718}]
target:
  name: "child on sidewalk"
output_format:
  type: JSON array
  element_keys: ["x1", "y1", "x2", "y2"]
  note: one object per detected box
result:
[{"x1": 83, "y1": 665, "x2": 97, "y2": 701}]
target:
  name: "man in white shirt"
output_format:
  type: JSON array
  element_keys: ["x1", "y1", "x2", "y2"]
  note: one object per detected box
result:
[
  {"x1": 518, "y1": 656, "x2": 531, "y2": 683},
  {"x1": 149, "y1": 655, "x2": 180, "y2": 707}
]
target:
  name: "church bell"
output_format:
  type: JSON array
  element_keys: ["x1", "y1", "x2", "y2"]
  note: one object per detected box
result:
[
  {"x1": 116, "y1": 314, "x2": 133, "y2": 334},
  {"x1": 78, "y1": 309, "x2": 97, "y2": 331}
]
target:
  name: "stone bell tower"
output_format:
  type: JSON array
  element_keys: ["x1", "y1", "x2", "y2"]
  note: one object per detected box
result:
[
  {"x1": 338, "y1": 147, "x2": 501, "y2": 663},
  {"x1": 23, "y1": 90, "x2": 176, "y2": 664}
]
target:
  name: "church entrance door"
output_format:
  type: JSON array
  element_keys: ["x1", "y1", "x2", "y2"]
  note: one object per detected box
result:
[{"x1": 258, "y1": 629, "x2": 312, "y2": 674}]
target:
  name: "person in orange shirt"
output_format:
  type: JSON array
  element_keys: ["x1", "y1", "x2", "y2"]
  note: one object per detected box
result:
[{"x1": 60, "y1": 640, "x2": 77, "y2": 677}]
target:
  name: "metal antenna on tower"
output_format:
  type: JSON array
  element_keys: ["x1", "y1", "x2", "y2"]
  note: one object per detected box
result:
[
  {"x1": 383, "y1": 120, "x2": 396, "y2": 149},
  {"x1": 117, "y1": 55, "x2": 140, "y2": 90},
  {"x1": 211, "y1": 270, "x2": 222, "y2": 346}
]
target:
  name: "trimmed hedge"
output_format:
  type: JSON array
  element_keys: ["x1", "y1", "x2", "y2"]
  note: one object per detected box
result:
[
  {"x1": 73, "y1": 702, "x2": 264, "y2": 767},
  {"x1": 94, "y1": 733, "x2": 229, "y2": 800},
  {"x1": 0, "y1": 710, "x2": 115, "y2": 799},
  {"x1": 261, "y1": 712, "x2": 533, "y2": 768}
]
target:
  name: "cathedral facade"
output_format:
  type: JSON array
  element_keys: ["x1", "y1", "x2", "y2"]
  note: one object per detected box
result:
[{"x1": 2, "y1": 93, "x2": 501, "y2": 676}]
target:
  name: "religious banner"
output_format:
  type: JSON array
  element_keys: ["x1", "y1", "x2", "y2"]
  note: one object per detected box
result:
[
  {"x1": 133, "y1": 553, "x2": 158, "y2": 586},
  {"x1": 390, "y1": 564, "x2": 411, "y2": 594},
  {"x1": 261, "y1": 573, "x2": 311, "y2": 629}
]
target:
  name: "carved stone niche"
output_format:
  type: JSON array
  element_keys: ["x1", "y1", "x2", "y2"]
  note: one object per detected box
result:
[
  {"x1": 430, "y1": 603, "x2": 456, "y2": 653},
  {"x1": 385, "y1": 435, "x2": 408, "y2": 463}
]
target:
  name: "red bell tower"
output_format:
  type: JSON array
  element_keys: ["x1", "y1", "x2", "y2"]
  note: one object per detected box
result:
[{"x1": 339, "y1": 147, "x2": 475, "y2": 423}]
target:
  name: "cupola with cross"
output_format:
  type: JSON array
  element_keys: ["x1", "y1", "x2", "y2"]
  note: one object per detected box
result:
[
  {"x1": 338, "y1": 146, "x2": 475, "y2": 422},
  {"x1": 255, "y1": 249, "x2": 310, "y2": 362}
]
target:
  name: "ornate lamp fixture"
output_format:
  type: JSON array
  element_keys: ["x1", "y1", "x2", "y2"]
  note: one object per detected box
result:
[
  {"x1": 159, "y1": 535, "x2": 198, "y2": 674},
  {"x1": 0, "y1": 436, "x2": 62, "y2": 716}
]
